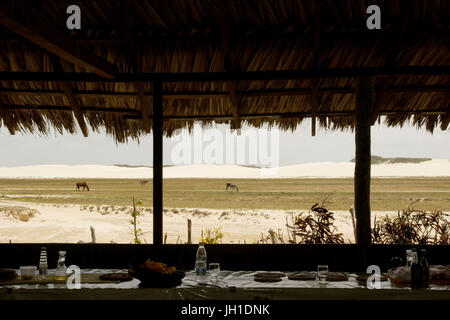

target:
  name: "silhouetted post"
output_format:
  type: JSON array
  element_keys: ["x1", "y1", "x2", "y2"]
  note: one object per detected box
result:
[
  {"x1": 187, "y1": 219, "x2": 192, "y2": 244},
  {"x1": 153, "y1": 81, "x2": 163, "y2": 246},
  {"x1": 90, "y1": 226, "x2": 96, "y2": 243},
  {"x1": 355, "y1": 76, "x2": 372, "y2": 268}
]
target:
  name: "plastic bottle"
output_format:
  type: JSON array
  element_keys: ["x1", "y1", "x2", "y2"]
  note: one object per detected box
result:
[
  {"x1": 195, "y1": 242, "x2": 207, "y2": 283},
  {"x1": 55, "y1": 251, "x2": 68, "y2": 280},
  {"x1": 39, "y1": 247, "x2": 48, "y2": 276}
]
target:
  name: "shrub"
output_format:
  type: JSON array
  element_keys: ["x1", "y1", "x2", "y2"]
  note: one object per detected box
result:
[
  {"x1": 372, "y1": 203, "x2": 450, "y2": 244},
  {"x1": 200, "y1": 227, "x2": 224, "y2": 244},
  {"x1": 129, "y1": 198, "x2": 145, "y2": 244},
  {"x1": 285, "y1": 204, "x2": 344, "y2": 244}
]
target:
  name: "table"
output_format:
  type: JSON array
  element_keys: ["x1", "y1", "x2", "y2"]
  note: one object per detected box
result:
[{"x1": 1, "y1": 269, "x2": 450, "y2": 300}]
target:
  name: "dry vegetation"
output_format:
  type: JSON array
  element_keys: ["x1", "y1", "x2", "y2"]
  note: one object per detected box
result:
[
  {"x1": 0, "y1": 205, "x2": 39, "y2": 222},
  {"x1": 256, "y1": 203, "x2": 344, "y2": 244},
  {"x1": 372, "y1": 201, "x2": 450, "y2": 245}
]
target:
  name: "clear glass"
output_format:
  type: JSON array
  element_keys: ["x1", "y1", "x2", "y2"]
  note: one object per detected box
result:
[
  {"x1": 208, "y1": 263, "x2": 220, "y2": 282},
  {"x1": 55, "y1": 251, "x2": 67, "y2": 280},
  {"x1": 406, "y1": 249, "x2": 412, "y2": 267},
  {"x1": 317, "y1": 265, "x2": 329, "y2": 284}
]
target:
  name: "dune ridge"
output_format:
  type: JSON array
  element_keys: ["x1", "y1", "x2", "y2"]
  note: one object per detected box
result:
[{"x1": 0, "y1": 159, "x2": 449, "y2": 179}]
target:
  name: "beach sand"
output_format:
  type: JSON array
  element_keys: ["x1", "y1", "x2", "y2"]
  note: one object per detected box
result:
[{"x1": 0, "y1": 200, "x2": 399, "y2": 244}]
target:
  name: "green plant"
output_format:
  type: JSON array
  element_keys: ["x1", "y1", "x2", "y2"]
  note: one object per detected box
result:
[
  {"x1": 129, "y1": 198, "x2": 145, "y2": 244},
  {"x1": 200, "y1": 227, "x2": 224, "y2": 244}
]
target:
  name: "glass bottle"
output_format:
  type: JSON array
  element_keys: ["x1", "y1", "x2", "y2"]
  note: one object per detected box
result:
[
  {"x1": 39, "y1": 247, "x2": 48, "y2": 276},
  {"x1": 55, "y1": 251, "x2": 68, "y2": 280},
  {"x1": 410, "y1": 249, "x2": 421, "y2": 289},
  {"x1": 419, "y1": 249, "x2": 429, "y2": 288}
]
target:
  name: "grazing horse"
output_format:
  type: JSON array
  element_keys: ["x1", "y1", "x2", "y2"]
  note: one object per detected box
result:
[
  {"x1": 226, "y1": 183, "x2": 239, "y2": 192},
  {"x1": 139, "y1": 180, "x2": 149, "y2": 186},
  {"x1": 76, "y1": 182, "x2": 90, "y2": 191}
]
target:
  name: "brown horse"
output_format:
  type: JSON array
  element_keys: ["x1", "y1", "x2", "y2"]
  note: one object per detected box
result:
[
  {"x1": 226, "y1": 183, "x2": 239, "y2": 192},
  {"x1": 76, "y1": 182, "x2": 90, "y2": 191}
]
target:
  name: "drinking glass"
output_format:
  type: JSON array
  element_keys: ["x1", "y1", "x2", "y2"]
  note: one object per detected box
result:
[
  {"x1": 317, "y1": 265, "x2": 329, "y2": 284},
  {"x1": 209, "y1": 263, "x2": 220, "y2": 283}
]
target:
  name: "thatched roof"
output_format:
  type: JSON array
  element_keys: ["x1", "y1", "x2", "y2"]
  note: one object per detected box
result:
[{"x1": 0, "y1": 0, "x2": 449, "y2": 142}]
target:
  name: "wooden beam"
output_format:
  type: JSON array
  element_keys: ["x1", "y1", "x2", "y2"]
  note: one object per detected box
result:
[
  {"x1": 0, "y1": 85, "x2": 447, "y2": 99},
  {"x1": 153, "y1": 81, "x2": 163, "y2": 246},
  {"x1": 0, "y1": 10, "x2": 116, "y2": 79},
  {"x1": 52, "y1": 57, "x2": 89, "y2": 137},
  {"x1": 137, "y1": 83, "x2": 151, "y2": 133},
  {"x1": 4, "y1": 104, "x2": 449, "y2": 120},
  {"x1": 2, "y1": 28, "x2": 446, "y2": 45},
  {"x1": 1, "y1": 66, "x2": 448, "y2": 82},
  {"x1": 354, "y1": 76, "x2": 373, "y2": 260}
]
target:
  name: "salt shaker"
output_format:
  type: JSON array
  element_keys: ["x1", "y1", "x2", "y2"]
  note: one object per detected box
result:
[{"x1": 39, "y1": 247, "x2": 48, "y2": 275}]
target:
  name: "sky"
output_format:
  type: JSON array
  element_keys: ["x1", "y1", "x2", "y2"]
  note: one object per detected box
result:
[{"x1": 0, "y1": 120, "x2": 449, "y2": 167}]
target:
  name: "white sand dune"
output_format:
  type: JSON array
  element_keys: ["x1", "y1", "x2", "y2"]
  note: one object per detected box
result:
[{"x1": 0, "y1": 159, "x2": 449, "y2": 179}]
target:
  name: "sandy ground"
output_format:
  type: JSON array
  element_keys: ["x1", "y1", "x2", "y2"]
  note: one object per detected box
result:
[
  {"x1": 0, "y1": 159, "x2": 449, "y2": 179},
  {"x1": 0, "y1": 199, "x2": 399, "y2": 244}
]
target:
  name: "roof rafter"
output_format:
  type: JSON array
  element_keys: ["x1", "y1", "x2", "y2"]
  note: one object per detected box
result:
[
  {"x1": 221, "y1": 0, "x2": 241, "y2": 130},
  {"x1": 0, "y1": 7, "x2": 116, "y2": 79},
  {"x1": 137, "y1": 83, "x2": 151, "y2": 132},
  {"x1": 51, "y1": 57, "x2": 89, "y2": 137},
  {"x1": 311, "y1": 2, "x2": 321, "y2": 136},
  {"x1": 1, "y1": 66, "x2": 447, "y2": 82},
  {"x1": 0, "y1": 100, "x2": 17, "y2": 135},
  {"x1": 3, "y1": 104, "x2": 448, "y2": 120},
  {"x1": 0, "y1": 85, "x2": 447, "y2": 99}
]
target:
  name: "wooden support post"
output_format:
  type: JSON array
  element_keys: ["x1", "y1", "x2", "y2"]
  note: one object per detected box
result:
[
  {"x1": 153, "y1": 81, "x2": 163, "y2": 246},
  {"x1": 311, "y1": 82, "x2": 319, "y2": 136},
  {"x1": 355, "y1": 76, "x2": 373, "y2": 268},
  {"x1": 187, "y1": 219, "x2": 192, "y2": 244},
  {"x1": 90, "y1": 226, "x2": 96, "y2": 244},
  {"x1": 311, "y1": 2, "x2": 320, "y2": 136}
]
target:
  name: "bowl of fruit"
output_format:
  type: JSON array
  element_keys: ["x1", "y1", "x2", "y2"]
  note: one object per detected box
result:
[{"x1": 128, "y1": 259, "x2": 185, "y2": 288}]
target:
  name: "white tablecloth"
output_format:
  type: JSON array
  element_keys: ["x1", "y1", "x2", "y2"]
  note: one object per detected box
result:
[{"x1": 2, "y1": 269, "x2": 450, "y2": 291}]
